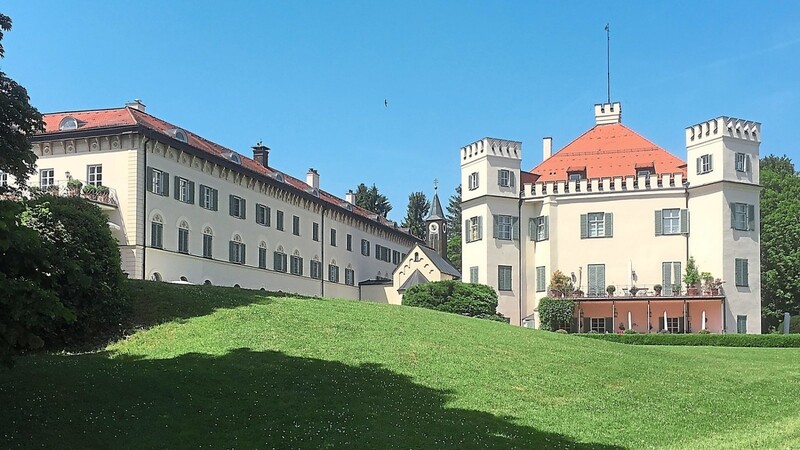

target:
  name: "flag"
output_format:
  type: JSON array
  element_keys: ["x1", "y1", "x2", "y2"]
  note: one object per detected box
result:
[{"x1": 605, "y1": 24, "x2": 609, "y2": 31}]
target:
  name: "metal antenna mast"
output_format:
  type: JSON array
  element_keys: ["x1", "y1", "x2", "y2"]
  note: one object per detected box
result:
[{"x1": 605, "y1": 23, "x2": 611, "y2": 104}]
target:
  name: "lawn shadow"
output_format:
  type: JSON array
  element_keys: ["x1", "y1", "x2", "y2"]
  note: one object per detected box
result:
[{"x1": 1, "y1": 348, "x2": 626, "y2": 449}]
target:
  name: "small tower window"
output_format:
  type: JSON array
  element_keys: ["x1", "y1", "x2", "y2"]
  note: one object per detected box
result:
[{"x1": 59, "y1": 117, "x2": 79, "y2": 131}]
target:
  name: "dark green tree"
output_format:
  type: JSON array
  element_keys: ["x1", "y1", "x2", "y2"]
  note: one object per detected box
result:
[
  {"x1": 402, "y1": 280, "x2": 506, "y2": 321},
  {"x1": 760, "y1": 155, "x2": 800, "y2": 329},
  {"x1": 445, "y1": 185, "x2": 462, "y2": 269},
  {"x1": 354, "y1": 183, "x2": 392, "y2": 217},
  {"x1": 401, "y1": 191, "x2": 430, "y2": 239},
  {"x1": 0, "y1": 14, "x2": 44, "y2": 190}
]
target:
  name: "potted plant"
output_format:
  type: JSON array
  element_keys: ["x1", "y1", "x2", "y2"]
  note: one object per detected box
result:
[
  {"x1": 709, "y1": 278, "x2": 724, "y2": 296},
  {"x1": 96, "y1": 185, "x2": 110, "y2": 203},
  {"x1": 683, "y1": 257, "x2": 701, "y2": 296},
  {"x1": 549, "y1": 270, "x2": 574, "y2": 298},
  {"x1": 82, "y1": 184, "x2": 97, "y2": 199},
  {"x1": 654, "y1": 284, "x2": 663, "y2": 296},
  {"x1": 67, "y1": 179, "x2": 83, "y2": 196},
  {"x1": 573, "y1": 289, "x2": 584, "y2": 298},
  {"x1": 629, "y1": 285, "x2": 639, "y2": 297},
  {"x1": 606, "y1": 285, "x2": 616, "y2": 297},
  {"x1": 701, "y1": 272, "x2": 714, "y2": 295},
  {"x1": 672, "y1": 283, "x2": 682, "y2": 296}
]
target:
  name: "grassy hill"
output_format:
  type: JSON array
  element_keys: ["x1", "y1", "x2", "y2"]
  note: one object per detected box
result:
[{"x1": 1, "y1": 280, "x2": 799, "y2": 449}]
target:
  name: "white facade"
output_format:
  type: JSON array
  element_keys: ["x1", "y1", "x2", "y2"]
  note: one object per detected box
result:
[{"x1": 462, "y1": 103, "x2": 762, "y2": 333}]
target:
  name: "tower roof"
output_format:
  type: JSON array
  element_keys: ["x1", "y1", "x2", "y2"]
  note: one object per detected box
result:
[{"x1": 426, "y1": 190, "x2": 445, "y2": 222}]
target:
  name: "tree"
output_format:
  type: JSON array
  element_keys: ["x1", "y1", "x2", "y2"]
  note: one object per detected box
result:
[
  {"x1": 0, "y1": 14, "x2": 44, "y2": 190},
  {"x1": 401, "y1": 191, "x2": 429, "y2": 239},
  {"x1": 446, "y1": 185, "x2": 462, "y2": 269},
  {"x1": 760, "y1": 155, "x2": 800, "y2": 330},
  {"x1": 354, "y1": 183, "x2": 392, "y2": 217}
]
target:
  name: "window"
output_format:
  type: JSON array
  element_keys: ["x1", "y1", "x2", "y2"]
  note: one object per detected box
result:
[
  {"x1": 330, "y1": 229, "x2": 337, "y2": 247},
  {"x1": 498, "y1": 265, "x2": 512, "y2": 291},
  {"x1": 568, "y1": 173, "x2": 582, "y2": 182},
  {"x1": 310, "y1": 260, "x2": 322, "y2": 279},
  {"x1": 174, "y1": 177, "x2": 194, "y2": 204},
  {"x1": 666, "y1": 317, "x2": 680, "y2": 334},
  {"x1": 737, "y1": 315, "x2": 748, "y2": 334},
  {"x1": 361, "y1": 239, "x2": 370, "y2": 256},
  {"x1": 290, "y1": 252, "x2": 303, "y2": 276},
  {"x1": 202, "y1": 227, "x2": 213, "y2": 258},
  {"x1": 229, "y1": 195, "x2": 246, "y2": 219},
  {"x1": 730, "y1": 203, "x2": 755, "y2": 231},
  {"x1": 661, "y1": 262, "x2": 682, "y2": 295},
  {"x1": 292, "y1": 216, "x2": 301, "y2": 236},
  {"x1": 536, "y1": 266, "x2": 546, "y2": 292},
  {"x1": 39, "y1": 169, "x2": 54, "y2": 188},
  {"x1": 147, "y1": 167, "x2": 169, "y2": 196},
  {"x1": 636, "y1": 169, "x2": 651, "y2": 178},
  {"x1": 735, "y1": 153, "x2": 750, "y2": 173},
  {"x1": 328, "y1": 263, "x2": 340, "y2": 283},
  {"x1": 345, "y1": 268, "x2": 355, "y2": 286},
  {"x1": 229, "y1": 235, "x2": 245, "y2": 264},
  {"x1": 375, "y1": 244, "x2": 391, "y2": 262},
  {"x1": 587, "y1": 264, "x2": 605, "y2": 296},
  {"x1": 392, "y1": 250, "x2": 400, "y2": 265},
  {"x1": 468, "y1": 172, "x2": 479, "y2": 190},
  {"x1": 311, "y1": 222, "x2": 319, "y2": 241},
  {"x1": 696, "y1": 154, "x2": 713, "y2": 174},
  {"x1": 59, "y1": 116, "x2": 78, "y2": 131},
  {"x1": 465, "y1": 216, "x2": 482, "y2": 243},
  {"x1": 274, "y1": 249, "x2": 287, "y2": 272},
  {"x1": 498, "y1": 169, "x2": 515, "y2": 187},
  {"x1": 346, "y1": 234, "x2": 353, "y2": 251},
  {"x1": 87, "y1": 165, "x2": 103, "y2": 186},
  {"x1": 178, "y1": 221, "x2": 189, "y2": 254},
  {"x1": 655, "y1": 208, "x2": 688, "y2": 235},
  {"x1": 493, "y1": 215, "x2": 518, "y2": 241},
  {"x1": 735, "y1": 258, "x2": 749, "y2": 287},
  {"x1": 199, "y1": 185, "x2": 218, "y2": 210},
  {"x1": 276, "y1": 210, "x2": 284, "y2": 231},
  {"x1": 469, "y1": 266, "x2": 479, "y2": 283},
  {"x1": 590, "y1": 318, "x2": 608, "y2": 333},
  {"x1": 258, "y1": 242, "x2": 268, "y2": 269},
  {"x1": 256, "y1": 204, "x2": 270, "y2": 226},
  {"x1": 151, "y1": 215, "x2": 164, "y2": 249},
  {"x1": 0, "y1": 171, "x2": 6, "y2": 187},
  {"x1": 529, "y1": 216, "x2": 548, "y2": 242},
  {"x1": 581, "y1": 212, "x2": 613, "y2": 238}
]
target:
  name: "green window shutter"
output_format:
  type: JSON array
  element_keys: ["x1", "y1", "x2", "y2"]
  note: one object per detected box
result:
[
  {"x1": 274, "y1": 252, "x2": 280, "y2": 271},
  {"x1": 229, "y1": 195, "x2": 235, "y2": 216},
  {"x1": 528, "y1": 218, "x2": 535, "y2": 241},
  {"x1": 583, "y1": 318, "x2": 591, "y2": 333},
  {"x1": 543, "y1": 216, "x2": 549, "y2": 241},
  {"x1": 146, "y1": 167, "x2": 153, "y2": 192},
  {"x1": 241, "y1": 199, "x2": 247, "y2": 220},
  {"x1": 173, "y1": 176, "x2": 180, "y2": 200},
  {"x1": 709, "y1": 154, "x2": 713, "y2": 171},
  {"x1": 189, "y1": 181, "x2": 195, "y2": 204},
  {"x1": 266, "y1": 207, "x2": 271, "y2": 226},
  {"x1": 512, "y1": 217, "x2": 520, "y2": 241},
  {"x1": 659, "y1": 316, "x2": 665, "y2": 332},
  {"x1": 510, "y1": 171, "x2": 516, "y2": 187},
  {"x1": 604, "y1": 213, "x2": 613, "y2": 237},
  {"x1": 696, "y1": 157, "x2": 701, "y2": 175},
  {"x1": 229, "y1": 241, "x2": 235, "y2": 262},
  {"x1": 605, "y1": 317, "x2": 613, "y2": 332},
  {"x1": 212, "y1": 189, "x2": 218, "y2": 211},
  {"x1": 746, "y1": 155, "x2": 752, "y2": 172},
  {"x1": 680, "y1": 209, "x2": 689, "y2": 234},
  {"x1": 729, "y1": 202, "x2": 736, "y2": 229},
  {"x1": 747, "y1": 204, "x2": 755, "y2": 231},
  {"x1": 678, "y1": 317, "x2": 685, "y2": 333},
  {"x1": 654, "y1": 210, "x2": 663, "y2": 236},
  {"x1": 662, "y1": 262, "x2": 672, "y2": 294},
  {"x1": 674, "y1": 262, "x2": 682, "y2": 290},
  {"x1": 477, "y1": 217, "x2": 483, "y2": 240},
  {"x1": 492, "y1": 215, "x2": 499, "y2": 238},
  {"x1": 162, "y1": 172, "x2": 170, "y2": 197},
  {"x1": 580, "y1": 214, "x2": 588, "y2": 239},
  {"x1": 241, "y1": 244, "x2": 246, "y2": 265},
  {"x1": 497, "y1": 170, "x2": 501, "y2": 186},
  {"x1": 464, "y1": 219, "x2": 471, "y2": 243}
]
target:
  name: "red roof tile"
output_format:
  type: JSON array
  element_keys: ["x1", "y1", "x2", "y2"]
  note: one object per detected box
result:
[{"x1": 530, "y1": 123, "x2": 686, "y2": 182}]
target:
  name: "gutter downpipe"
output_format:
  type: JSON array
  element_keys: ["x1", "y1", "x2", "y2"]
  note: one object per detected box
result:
[
  {"x1": 518, "y1": 196, "x2": 523, "y2": 326},
  {"x1": 321, "y1": 206, "x2": 325, "y2": 298},
  {"x1": 142, "y1": 136, "x2": 150, "y2": 280}
]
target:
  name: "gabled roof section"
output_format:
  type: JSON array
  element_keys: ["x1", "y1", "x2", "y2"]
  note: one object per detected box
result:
[
  {"x1": 398, "y1": 269, "x2": 429, "y2": 292},
  {"x1": 416, "y1": 245, "x2": 461, "y2": 278},
  {"x1": 530, "y1": 123, "x2": 686, "y2": 182}
]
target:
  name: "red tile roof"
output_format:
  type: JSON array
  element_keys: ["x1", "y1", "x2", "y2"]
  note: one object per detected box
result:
[
  {"x1": 530, "y1": 123, "x2": 686, "y2": 182},
  {"x1": 39, "y1": 106, "x2": 413, "y2": 235}
]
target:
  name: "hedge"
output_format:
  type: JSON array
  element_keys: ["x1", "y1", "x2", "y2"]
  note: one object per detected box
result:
[
  {"x1": 576, "y1": 333, "x2": 800, "y2": 348},
  {"x1": 402, "y1": 280, "x2": 506, "y2": 321}
]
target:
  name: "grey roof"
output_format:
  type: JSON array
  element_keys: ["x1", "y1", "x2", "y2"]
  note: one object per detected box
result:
[
  {"x1": 425, "y1": 191, "x2": 445, "y2": 221},
  {"x1": 416, "y1": 244, "x2": 461, "y2": 279},
  {"x1": 398, "y1": 269, "x2": 429, "y2": 292}
]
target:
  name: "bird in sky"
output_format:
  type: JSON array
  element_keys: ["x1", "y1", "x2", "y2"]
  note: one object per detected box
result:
[{"x1": 384, "y1": 99, "x2": 388, "y2": 107}]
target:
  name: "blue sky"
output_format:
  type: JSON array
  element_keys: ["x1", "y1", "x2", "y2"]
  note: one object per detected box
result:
[{"x1": 4, "y1": 1, "x2": 800, "y2": 222}]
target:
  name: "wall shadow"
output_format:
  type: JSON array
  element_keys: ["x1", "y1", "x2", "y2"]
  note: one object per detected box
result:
[{"x1": 1, "y1": 348, "x2": 626, "y2": 449}]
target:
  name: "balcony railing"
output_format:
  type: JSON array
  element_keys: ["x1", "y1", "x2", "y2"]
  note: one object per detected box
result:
[
  {"x1": 27, "y1": 179, "x2": 119, "y2": 209},
  {"x1": 549, "y1": 283, "x2": 724, "y2": 300}
]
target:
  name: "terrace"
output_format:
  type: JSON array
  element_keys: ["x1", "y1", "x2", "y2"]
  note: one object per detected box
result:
[{"x1": 27, "y1": 179, "x2": 119, "y2": 210}]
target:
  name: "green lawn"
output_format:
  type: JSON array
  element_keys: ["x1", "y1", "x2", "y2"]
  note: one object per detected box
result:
[{"x1": 1, "y1": 280, "x2": 799, "y2": 449}]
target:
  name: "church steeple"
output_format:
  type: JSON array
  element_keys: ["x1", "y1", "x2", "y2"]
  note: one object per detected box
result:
[{"x1": 425, "y1": 179, "x2": 447, "y2": 258}]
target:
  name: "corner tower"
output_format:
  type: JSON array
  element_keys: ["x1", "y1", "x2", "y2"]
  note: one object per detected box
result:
[
  {"x1": 460, "y1": 137, "x2": 522, "y2": 324},
  {"x1": 425, "y1": 181, "x2": 447, "y2": 259}
]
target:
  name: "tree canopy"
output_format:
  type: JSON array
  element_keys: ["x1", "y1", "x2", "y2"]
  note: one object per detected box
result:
[
  {"x1": 354, "y1": 183, "x2": 392, "y2": 217},
  {"x1": 401, "y1": 191, "x2": 429, "y2": 239},
  {"x1": 446, "y1": 185, "x2": 462, "y2": 269}
]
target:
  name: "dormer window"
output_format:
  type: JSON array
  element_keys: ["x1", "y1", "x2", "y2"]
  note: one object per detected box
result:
[
  {"x1": 311, "y1": 188, "x2": 319, "y2": 197},
  {"x1": 568, "y1": 173, "x2": 582, "y2": 182},
  {"x1": 168, "y1": 128, "x2": 188, "y2": 143},
  {"x1": 275, "y1": 173, "x2": 285, "y2": 183},
  {"x1": 227, "y1": 152, "x2": 241, "y2": 164},
  {"x1": 59, "y1": 117, "x2": 79, "y2": 131},
  {"x1": 636, "y1": 169, "x2": 651, "y2": 178},
  {"x1": 566, "y1": 166, "x2": 586, "y2": 182}
]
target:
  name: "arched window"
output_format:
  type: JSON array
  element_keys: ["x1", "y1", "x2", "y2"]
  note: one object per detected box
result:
[
  {"x1": 328, "y1": 259, "x2": 340, "y2": 283},
  {"x1": 169, "y1": 128, "x2": 188, "y2": 143},
  {"x1": 59, "y1": 116, "x2": 78, "y2": 131},
  {"x1": 274, "y1": 245, "x2": 287, "y2": 272},
  {"x1": 179, "y1": 276, "x2": 188, "y2": 282},
  {"x1": 258, "y1": 241, "x2": 268, "y2": 269},
  {"x1": 290, "y1": 250, "x2": 303, "y2": 276},
  {"x1": 151, "y1": 214, "x2": 164, "y2": 249},
  {"x1": 150, "y1": 272, "x2": 162, "y2": 282},
  {"x1": 229, "y1": 234, "x2": 245, "y2": 264},
  {"x1": 233, "y1": 284, "x2": 241, "y2": 289},
  {"x1": 345, "y1": 264, "x2": 355, "y2": 286},
  {"x1": 203, "y1": 227, "x2": 214, "y2": 258},
  {"x1": 178, "y1": 220, "x2": 190, "y2": 254},
  {"x1": 203, "y1": 279, "x2": 212, "y2": 286},
  {"x1": 310, "y1": 256, "x2": 322, "y2": 279}
]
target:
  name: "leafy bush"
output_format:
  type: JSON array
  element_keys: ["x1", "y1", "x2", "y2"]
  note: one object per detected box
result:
[
  {"x1": 555, "y1": 329, "x2": 568, "y2": 334},
  {"x1": 699, "y1": 328, "x2": 712, "y2": 334},
  {"x1": 548, "y1": 270, "x2": 573, "y2": 297},
  {"x1": 577, "y1": 333, "x2": 800, "y2": 348},
  {"x1": 402, "y1": 281, "x2": 504, "y2": 321},
  {"x1": 24, "y1": 196, "x2": 126, "y2": 347},
  {"x1": 537, "y1": 297, "x2": 575, "y2": 331},
  {"x1": 623, "y1": 328, "x2": 637, "y2": 334}
]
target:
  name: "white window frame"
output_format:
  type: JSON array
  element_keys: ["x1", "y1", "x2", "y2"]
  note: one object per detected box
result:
[
  {"x1": 202, "y1": 230, "x2": 213, "y2": 258},
  {"x1": 230, "y1": 196, "x2": 245, "y2": 219},
  {"x1": 468, "y1": 172, "x2": 479, "y2": 190},
  {"x1": 361, "y1": 239, "x2": 370, "y2": 256},
  {"x1": 256, "y1": 204, "x2": 270, "y2": 226},
  {"x1": 230, "y1": 236, "x2": 245, "y2": 265},
  {"x1": 666, "y1": 317, "x2": 680, "y2": 334},
  {"x1": 177, "y1": 177, "x2": 191, "y2": 203},
  {"x1": 151, "y1": 219, "x2": 164, "y2": 249},
  {"x1": 496, "y1": 215, "x2": 512, "y2": 240},
  {"x1": 200, "y1": 185, "x2": 217, "y2": 210},
  {"x1": 40, "y1": 169, "x2": 55, "y2": 188},
  {"x1": 87, "y1": 165, "x2": 103, "y2": 187},
  {"x1": 588, "y1": 212, "x2": 605, "y2": 238},
  {"x1": 0, "y1": 171, "x2": 7, "y2": 187},
  {"x1": 568, "y1": 173, "x2": 582, "y2": 182},
  {"x1": 274, "y1": 251, "x2": 288, "y2": 272},
  {"x1": 178, "y1": 225, "x2": 189, "y2": 254},
  {"x1": 590, "y1": 317, "x2": 607, "y2": 333},
  {"x1": 662, "y1": 208, "x2": 681, "y2": 235},
  {"x1": 469, "y1": 266, "x2": 479, "y2": 283},
  {"x1": 467, "y1": 216, "x2": 482, "y2": 242},
  {"x1": 498, "y1": 169, "x2": 514, "y2": 187},
  {"x1": 698, "y1": 154, "x2": 713, "y2": 174},
  {"x1": 498, "y1": 265, "x2": 512, "y2": 291},
  {"x1": 258, "y1": 245, "x2": 268, "y2": 269},
  {"x1": 151, "y1": 169, "x2": 163, "y2": 195},
  {"x1": 732, "y1": 203, "x2": 750, "y2": 231},
  {"x1": 536, "y1": 266, "x2": 546, "y2": 292},
  {"x1": 735, "y1": 153, "x2": 748, "y2": 173}
]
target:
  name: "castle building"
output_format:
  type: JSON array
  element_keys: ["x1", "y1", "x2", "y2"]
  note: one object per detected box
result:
[
  {"x1": 461, "y1": 102, "x2": 761, "y2": 333},
  {"x1": 22, "y1": 101, "x2": 420, "y2": 299}
]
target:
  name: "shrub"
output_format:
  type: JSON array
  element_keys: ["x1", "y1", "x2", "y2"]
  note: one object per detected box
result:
[
  {"x1": 402, "y1": 281, "x2": 503, "y2": 321},
  {"x1": 555, "y1": 329, "x2": 568, "y2": 334},
  {"x1": 623, "y1": 328, "x2": 637, "y2": 334},
  {"x1": 606, "y1": 285, "x2": 616, "y2": 295},
  {"x1": 699, "y1": 328, "x2": 712, "y2": 334},
  {"x1": 537, "y1": 297, "x2": 575, "y2": 331},
  {"x1": 548, "y1": 270, "x2": 573, "y2": 297},
  {"x1": 24, "y1": 196, "x2": 126, "y2": 347},
  {"x1": 577, "y1": 333, "x2": 800, "y2": 348}
]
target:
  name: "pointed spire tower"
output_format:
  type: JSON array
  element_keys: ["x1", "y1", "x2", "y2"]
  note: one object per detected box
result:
[{"x1": 425, "y1": 179, "x2": 448, "y2": 259}]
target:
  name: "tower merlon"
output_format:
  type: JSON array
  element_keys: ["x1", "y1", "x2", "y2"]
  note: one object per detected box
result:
[
  {"x1": 594, "y1": 102, "x2": 622, "y2": 125},
  {"x1": 460, "y1": 137, "x2": 522, "y2": 165},
  {"x1": 685, "y1": 117, "x2": 761, "y2": 147}
]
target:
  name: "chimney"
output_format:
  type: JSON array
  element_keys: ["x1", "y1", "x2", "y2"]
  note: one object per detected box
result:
[
  {"x1": 306, "y1": 168, "x2": 319, "y2": 189},
  {"x1": 125, "y1": 99, "x2": 146, "y2": 112},
  {"x1": 594, "y1": 102, "x2": 622, "y2": 125},
  {"x1": 345, "y1": 190, "x2": 356, "y2": 204},
  {"x1": 542, "y1": 137, "x2": 553, "y2": 160},
  {"x1": 252, "y1": 141, "x2": 270, "y2": 167}
]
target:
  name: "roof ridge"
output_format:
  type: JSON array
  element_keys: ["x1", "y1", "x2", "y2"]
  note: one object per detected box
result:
[{"x1": 44, "y1": 106, "x2": 128, "y2": 115}]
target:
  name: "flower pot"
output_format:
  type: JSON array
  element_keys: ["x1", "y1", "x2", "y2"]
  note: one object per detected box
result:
[{"x1": 687, "y1": 287, "x2": 699, "y2": 296}]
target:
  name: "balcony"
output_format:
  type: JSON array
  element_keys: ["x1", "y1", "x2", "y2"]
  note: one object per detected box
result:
[
  {"x1": 551, "y1": 283, "x2": 724, "y2": 300},
  {"x1": 27, "y1": 180, "x2": 119, "y2": 210}
]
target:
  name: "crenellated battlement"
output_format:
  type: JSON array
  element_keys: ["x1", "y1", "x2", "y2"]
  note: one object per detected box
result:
[
  {"x1": 686, "y1": 117, "x2": 761, "y2": 146},
  {"x1": 522, "y1": 172, "x2": 685, "y2": 198},
  {"x1": 461, "y1": 137, "x2": 522, "y2": 165}
]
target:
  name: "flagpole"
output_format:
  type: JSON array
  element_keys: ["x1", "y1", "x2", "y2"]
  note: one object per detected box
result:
[{"x1": 606, "y1": 23, "x2": 611, "y2": 104}]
